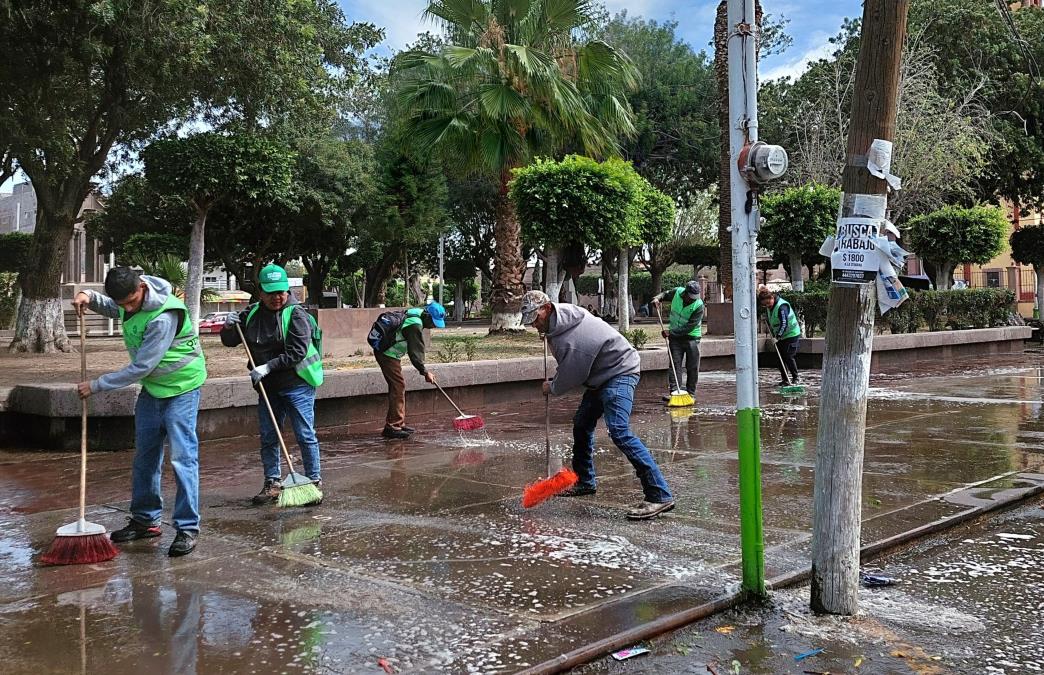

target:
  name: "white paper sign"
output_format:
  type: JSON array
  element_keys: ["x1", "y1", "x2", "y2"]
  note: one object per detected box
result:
[{"x1": 831, "y1": 217, "x2": 879, "y2": 285}]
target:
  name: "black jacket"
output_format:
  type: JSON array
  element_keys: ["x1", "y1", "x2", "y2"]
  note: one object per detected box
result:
[{"x1": 221, "y1": 298, "x2": 314, "y2": 392}]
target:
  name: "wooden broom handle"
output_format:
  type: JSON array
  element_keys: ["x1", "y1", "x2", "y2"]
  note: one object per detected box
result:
[
  {"x1": 543, "y1": 336, "x2": 552, "y2": 474},
  {"x1": 433, "y1": 380, "x2": 468, "y2": 418},
  {"x1": 79, "y1": 312, "x2": 88, "y2": 523},
  {"x1": 235, "y1": 323, "x2": 297, "y2": 473}
]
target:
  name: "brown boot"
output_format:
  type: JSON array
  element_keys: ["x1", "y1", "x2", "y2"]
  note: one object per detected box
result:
[{"x1": 251, "y1": 478, "x2": 282, "y2": 505}]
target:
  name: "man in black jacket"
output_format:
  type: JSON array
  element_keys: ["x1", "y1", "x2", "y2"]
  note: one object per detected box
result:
[{"x1": 221, "y1": 264, "x2": 324, "y2": 505}]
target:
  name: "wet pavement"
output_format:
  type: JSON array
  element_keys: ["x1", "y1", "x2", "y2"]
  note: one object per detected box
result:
[
  {"x1": 578, "y1": 493, "x2": 1044, "y2": 675},
  {"x1": 1, "y1": 356, "x2": 1043, "y2": 673}
]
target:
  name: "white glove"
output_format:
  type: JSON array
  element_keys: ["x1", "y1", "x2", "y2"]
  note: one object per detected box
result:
[
  {"x1": 225, "y1": 312, "x2": 242, "y2": 327},
  {"x1": 250, "y1": 363, "x2": 271, "y2": 385}
]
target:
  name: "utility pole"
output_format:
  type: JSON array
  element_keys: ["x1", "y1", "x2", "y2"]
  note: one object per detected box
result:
[
  {"x1": 727, "y1": 0, "x2": 788, "y2": 597},
  {"x1": 811, "y1": 0, "x2": 909, "y2": 615}
]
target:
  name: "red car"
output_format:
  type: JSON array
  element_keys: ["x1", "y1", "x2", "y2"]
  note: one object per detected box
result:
[{"x1": 198, "y1": 311, "x2": 233, "y2": 334}]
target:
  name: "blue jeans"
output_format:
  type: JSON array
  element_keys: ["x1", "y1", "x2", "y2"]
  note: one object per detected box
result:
[
  {"x1": 258, "y1": 383, "x2": 321, "y2": 481},
  {"x1": 132, "y1": 388, "x2": 201, "y2": 532},
  {"x1": 572, "y1": 374, "x2": 673, "y2": 503}
]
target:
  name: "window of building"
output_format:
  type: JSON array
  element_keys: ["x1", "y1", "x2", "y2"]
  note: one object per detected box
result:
[{"x1": 985, "y1": 270, "x2": 1001, "y2": 288}]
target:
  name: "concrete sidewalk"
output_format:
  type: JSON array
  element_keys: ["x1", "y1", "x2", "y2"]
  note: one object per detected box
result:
[{"x1": 0, "y1": 356, "x2": 1042, "y2": 673}]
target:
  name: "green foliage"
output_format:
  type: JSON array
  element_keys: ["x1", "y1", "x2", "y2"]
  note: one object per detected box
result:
[
  {"x1": 574, "y1": 270, "x2": 690, "y2": 303},
  {"x1": 624, "y1": 328, "x2": 650, "y2": 350},
  {"x1": 0, "y1": 233, "x2": 32, "y2": 273},
  {"x1": 86, "y1": 174, "x2": 193, "y2": 261},
  {"x1": 636, "y1": 182, "x2": 676, "y2": 246},
  {"x1": 905, "y1": 205, "x2": 1007, "y2": 287},
  {"x1": 0, "y1": 273, "x2": 18, "y2": 329},
  {"x1": 1010, "y1": 226, "x2": 1044, "y2": 270},
  {"x1": 779, "y1": 285, "x2": 830, "y2": 337},
  {"x1": 674, "y1": 243, "x2": 720, "y2": 270},
  {"x1": 434, "y1": 335, "x2": 480, "y2": 363},
  {"x1": 123, "y1": 233, "x2": 188, "y2": 267},
  {"x1": 759, "y1": 184, "x2": 841, "y2": 260}
]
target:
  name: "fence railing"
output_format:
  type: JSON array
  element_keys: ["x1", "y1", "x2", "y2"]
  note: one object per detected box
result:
[{"x1": 952, "y1": 267, "x2": 1037, "y2": 302}]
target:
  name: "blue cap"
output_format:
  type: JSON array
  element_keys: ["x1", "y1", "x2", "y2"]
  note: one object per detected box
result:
[{"x1": 425, "y1": 301, "x2": 447, "y2": 328}]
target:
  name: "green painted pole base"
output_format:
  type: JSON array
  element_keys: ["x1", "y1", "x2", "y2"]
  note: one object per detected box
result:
[{"x1": 737, "y1": 406, "x2": 766, "y2": 596}]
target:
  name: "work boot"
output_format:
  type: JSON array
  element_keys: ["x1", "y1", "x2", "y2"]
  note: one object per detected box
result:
[
  {"x1": 110, "y1": 518, "x2": 163, "y2": 542},
  {"x1": 382, "y1": 426, "x2": 411, "y2": 439},
  {"x1": 401, "y1": 425, "x2": 416, "y2": 433},
  {"x1": 252, "y1": 478, "x2": 282, "y2": 505},
  {"x1": 168, "y1": 530, "x2": 197, "y2": 557},
  {"x1": 560, "y1": 484, "x2": 597, "y2": 497},
  {"x1": 626, "y1": 500, "x2": 676, "y2": 520}
]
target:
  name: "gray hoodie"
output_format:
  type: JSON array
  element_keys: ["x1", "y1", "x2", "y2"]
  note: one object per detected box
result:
[
  {"x1": 546, "y1": 304, "x2": 641, "y2": 396},
  {"x1": 85, "y1": 275, "x2": 180, "y2": 393}
]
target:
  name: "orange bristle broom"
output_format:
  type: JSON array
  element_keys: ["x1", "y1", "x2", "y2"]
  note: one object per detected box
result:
[
  {"x1": 41, "y1": 313, "x2": 118, "y2": 565},
  {"x1": 433, "y1": 381, "x2": 485, "y2": 431},
  {"x1": 522, "y1": 336, "x2": 577, "y2": 508}
]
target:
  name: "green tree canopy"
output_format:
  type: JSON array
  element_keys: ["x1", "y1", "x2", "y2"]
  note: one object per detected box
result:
[
  {"x1": 759, "y1": 184, "x2": 841, "y2": 290},
  {"x1": 1010, "y1": 225, "x2": 1044, "y2": 314},
  {"x1": 905, "y1": 205, "x2": 1008, "y2": 290},
  {"x1": 0, "y1": 233, "x2": 32, "y2": 274}
]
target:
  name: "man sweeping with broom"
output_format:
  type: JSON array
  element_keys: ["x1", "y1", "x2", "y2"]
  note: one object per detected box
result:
[
  {"x1": 72, "y1": 268, "x2": 206, "y2": 557},
  {"x1": 520, "y1": 291, "x2": 675, "y2": 520},
  {"x1": 758, "y1": 287, "x2": 801, "y2": 386},
  {"x1": 651, "y1": 280, "x2": 704, "y2": 403}
]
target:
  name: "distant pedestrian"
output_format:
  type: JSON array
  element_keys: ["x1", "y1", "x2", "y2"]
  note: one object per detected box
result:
[
  {"x1": 220, "y1": 264, "x2": 325, "y2": 506},
  {"x1": 651, "y1": 280, "x2": 704, "y2": 400},
  {"x1": 521, "y1": 291, "x2": 675, "y2": 520},
  {"x1": 369, "y1": 301, "x2": 447, "y2": 439},
  {"x1": 758, "y1": 288, "x2": 801, "y2": 384},
  {"x1": 72, "y1": 268, "x2": 206, "y2": 557}
]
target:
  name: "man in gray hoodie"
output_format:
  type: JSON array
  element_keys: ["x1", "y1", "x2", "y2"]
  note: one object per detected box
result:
[
  {"x1": 73, "y1": 268, "x2": 207, "y2": 556},
  {"x1": 521, "y1": 290, "x2": 675, "y2": 520}
]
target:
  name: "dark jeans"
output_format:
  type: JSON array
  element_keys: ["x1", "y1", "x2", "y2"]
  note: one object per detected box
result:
[
  {"x1": 776, "y1": 336, "x2": 800, "y2": 382},
  {"x1": 572, "y1": 373, "x2": 673, "y2": 503},
  {"x1": 668, "y1": 335, "x2": 700, "y2": 395},
  {"x1": 257, "y1": 383, "x2": 321, "y2": 481}
]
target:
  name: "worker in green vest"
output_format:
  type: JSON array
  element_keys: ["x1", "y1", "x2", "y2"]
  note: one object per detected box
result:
[
  {"x1": 371, "y1": 301, "x2": 447, "y2": 439},
  {"x1": 221, "y1": 264, "x2": 325, "y2": 505},
  {"x1": 758, "y1": 287, "x2": 802, "y2": 384},
  {"x1": 652, "y1": 280, "x2": 705, "y2": 400},
  {"x1": 73, "y1": 268, "x2": 207, "y2": 557}
]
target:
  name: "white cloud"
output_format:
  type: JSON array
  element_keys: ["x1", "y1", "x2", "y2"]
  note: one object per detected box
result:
[{"x1": 760, "y1": 41, "x2": 834, "y2": 82}]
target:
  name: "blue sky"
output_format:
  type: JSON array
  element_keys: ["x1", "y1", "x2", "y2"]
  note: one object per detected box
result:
[{"x1": 337, "y1": 0, "x2": 864, "y2": 80}]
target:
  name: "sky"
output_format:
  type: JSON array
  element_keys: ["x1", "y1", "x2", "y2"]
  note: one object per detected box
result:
[{"x1": 337, "y1": 0, "x2": 864, "y2": 81}]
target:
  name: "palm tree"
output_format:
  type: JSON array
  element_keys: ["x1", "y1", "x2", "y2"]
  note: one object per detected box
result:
[{"x1": 395, "y1": 0, "x2": 638, "y2": 331}]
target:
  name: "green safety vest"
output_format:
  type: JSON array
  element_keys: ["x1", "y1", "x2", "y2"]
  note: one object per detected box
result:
[
  {"x1": 120, "y1": 295, "x2": 207, "y2": 398},
  {"x1": 669, "y1": 289, "x2": 704, "y2": 338},
  {"x1": 768, "y1": 297, "x2": 801, "y2": 339},
  {"x1": 245, "y1": 303, "x2": 324, "y2": 388},
  {"x1": 383, "y1": 308, "x2": 424, "y2": 360}
]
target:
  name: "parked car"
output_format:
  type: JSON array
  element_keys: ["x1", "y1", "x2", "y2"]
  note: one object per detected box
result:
[{"x1": 198, "y1": 311, "x2": 233, "y2": 334}]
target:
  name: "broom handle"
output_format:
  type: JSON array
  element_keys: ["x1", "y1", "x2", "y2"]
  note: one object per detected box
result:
[
  {"x1": 235, "y1": 323, "x2": 298, "y2": 474},
  {"x1": 79, "y1": 313, "x2": 88, "y2": 523},
  {"x1": 544, "y1": 336, "x2": 552, "y2": 476},
  {"x1": 432, "y1": 380, "x2": 468, "y2": 418},
  {"x1": 772, "y1": 337, "x2": 793, "y2": 386},
  {"x1": 655, "y1": 304, "x2": 681, "y2": 389}
]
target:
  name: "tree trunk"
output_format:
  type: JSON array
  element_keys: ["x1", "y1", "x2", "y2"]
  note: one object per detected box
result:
[
  {"x1": 650, "y1": 264, "x2": 665, "y2": 299},
  {"x1": 714, "y1": 0, "x2": 733, "y2": 301},
  {"x1": 489, "y1": 171, "x2": 525, "y2": 332},
  {"x1": 544, "y1": 247, "x2": 563, "y2": 304},
  {"x1": 811, "y1": 0, "x2": 909, "y2": 617},
  {"x1": 304, "y1": 257, "x2": 327, "y2": 307},
  {"x1": 365, "y1": 251, "x2": 398, "y2": 307},
  {"x1": 618, "y1": 247, "x2": 631, "y2": 332},
  {"x1": 184, "y1": 206, "x2": 208, "y2": 332},
  {"x1": 1036, "y1": 266, "x2": 1043, "y2": 318},
  {"x1": 454, "y1": 280, "x2": 464, "y2": 324},
  {"x1": 409, "y1": 273, "x2": 425, "y2": 307},
  {"x1": 934, "y1": 263, "x2": 954, "y2": 291},
  {"x1": 9, "y1": 208, "x2": 77, "y2": 353},
  {"x1": 789, "y1": 252, "x2": 805, "y2": 291}
]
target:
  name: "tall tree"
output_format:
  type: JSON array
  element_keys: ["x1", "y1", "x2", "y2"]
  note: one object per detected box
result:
[
  {"x1": 759, "y1": 184, "x2": 841, "y2": 291},
  {"x1": 0, "y1": 0, "x2": 380, "y2": 352},
  {"x1": 142, "y1": 132, "x2": 295, "y2": 327},
  {"x1": 395, "y1": 0, "x2": 638, "y2": 331}
]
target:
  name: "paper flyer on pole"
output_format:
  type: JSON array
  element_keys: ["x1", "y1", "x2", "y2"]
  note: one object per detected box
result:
[{"x1": 831, "y1": 217, "x2": 879, "y2": 285}]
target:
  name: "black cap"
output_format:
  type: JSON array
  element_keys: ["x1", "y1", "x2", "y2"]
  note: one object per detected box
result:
[{"x1": 683, "y1": 280, "x2": 701, "y2": 298}]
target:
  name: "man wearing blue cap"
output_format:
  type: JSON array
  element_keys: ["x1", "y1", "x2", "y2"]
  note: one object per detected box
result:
[
  {"x1": 372, "y1": 301, "x2": 446, "y2": 439},
  {"x1": 221, "y1": 264, "x2": 325, "y2": 505}
]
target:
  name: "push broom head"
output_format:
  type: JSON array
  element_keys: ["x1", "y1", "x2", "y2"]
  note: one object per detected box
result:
[
  {"x1": 667, "y1": 390, "x2": 695, "y2": 407},
  {"x1": 522, "y1": 468, "x2": 578, "y2": 508},
  {"x1": 40, "y1": 518, "x2": 118, "y2": 566},
  {"x1": 777, "y1": 384, "x2": 805, "y2": 396},
  {"x1": 278, "y1": 472, "x2": 323, "y2": 508},
  {"x1": 452, "y1": 414, "x2": 485, "y2": 432}
]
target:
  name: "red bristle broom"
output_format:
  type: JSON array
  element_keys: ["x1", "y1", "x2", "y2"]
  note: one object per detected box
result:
[
  {"x1": 522, "y1": 336, "x2": 577, "y2": 508},
  {"x1": 432, "y1": 380, "x2": 485, "y2": 431},
  {"x1": 41, "y1": 313, "x2": 118, "y2": 565}
]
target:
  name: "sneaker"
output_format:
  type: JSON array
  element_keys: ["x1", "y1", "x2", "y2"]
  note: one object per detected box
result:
[
  {"x1": 626, "y1": 500, "x2": 676, "y2": 520},
  {"x1": 110, "y1": 518, "x2": 162, "y2": 542},
  {"x1": 168, "y1": 530, "x2": 197, "y2": 557},
  {"x1": 560, "y1": 485, "x2": 597, "y2": 497},
  {"x1": 251, "y1": 478, "x2": 282, "y2": 505},
  {"x1": 382, "y1": 426, "x2": 411, "y2": 439}
]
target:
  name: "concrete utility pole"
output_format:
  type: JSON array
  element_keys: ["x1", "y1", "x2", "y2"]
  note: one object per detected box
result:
[{"x1": 811, "y1": 0, "x2": 909, "y2": 615}]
